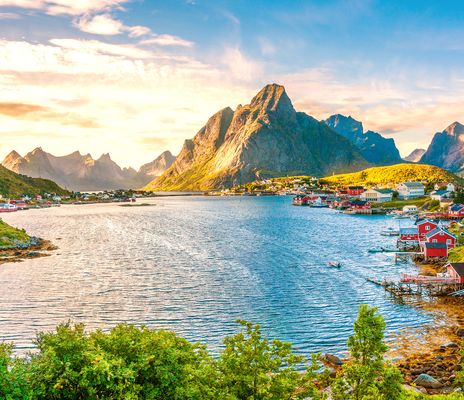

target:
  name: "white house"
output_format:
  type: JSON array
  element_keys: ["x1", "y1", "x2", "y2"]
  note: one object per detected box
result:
[
  {"x1": 396, "y1": 182, "x2": 425, "y2": 199},
  {"x1": 403, "y1": 205, "x2": 418, "y2": 213},
  {"x1": 434, "y1": 182, "x2": 456, "y2": 192},
  {"x1": 430, "y1": 190, "x2": 452, "y2": 201},
  {"x1": 360, "y1": 188, "x2": 393, "y2": 203}
]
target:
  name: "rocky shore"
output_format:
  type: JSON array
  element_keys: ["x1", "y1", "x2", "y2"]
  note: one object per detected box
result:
[
  {"x1": 0, "y1": 237, "x2": 57, "y2": 265},
  {"x1": 388, "y1": 259, "x2": 464, "y2": 394}
]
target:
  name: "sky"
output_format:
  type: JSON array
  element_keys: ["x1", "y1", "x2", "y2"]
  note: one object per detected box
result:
[{"x1": 1, "y1": 0, "x2": 464, "y2": 168}]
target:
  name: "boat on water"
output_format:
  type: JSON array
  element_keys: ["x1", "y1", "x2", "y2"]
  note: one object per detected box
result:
[
  {"x1": 0, "y1": 203, "x2": 18, "y2": 213},
  {"x1": 310, "y1": 197, "x2": 329, "y2": 208},
  {"x1": 380, "y1": 227, "x2": 399, "y2": 236},
  {"x1": 368, "y1": 247, "x2": 397, "y2": 253},
  {"x1": 327, "y1": 260, "x2": 341, "y2": 268}
]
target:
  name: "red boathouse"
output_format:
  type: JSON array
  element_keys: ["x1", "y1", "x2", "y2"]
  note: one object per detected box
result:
[
  {"x1": 421, "y1": 242, "x2": 448, "y2": 259},
  {"x1": 446, "y1": 263, "x2": 464, "y2": 284},
  {"x1": 425, "y1": 228, "x2": 457, "y2": 248}
]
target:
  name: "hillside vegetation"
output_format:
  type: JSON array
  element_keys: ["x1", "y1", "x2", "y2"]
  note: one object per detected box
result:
[
  {"x1": 0, "y1": 165, "x2": 69, "y2": 198},
  {"x1": 321, "y1": 163, "x2": 462, "y2": 186},
  {"x1": 0, "y1": 220, "x2": 29, "y2": 247}
]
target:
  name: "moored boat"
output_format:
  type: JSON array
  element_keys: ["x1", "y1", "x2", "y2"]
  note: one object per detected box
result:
[{"x1": 327, "y1": 260, "x2": 341, "y2": 268}]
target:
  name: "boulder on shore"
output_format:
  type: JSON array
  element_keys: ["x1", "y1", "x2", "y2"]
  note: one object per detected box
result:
[
  {"x1": 413, "y1": 374, "x2": 444, "y2": 389},
  {"x1": 323, "y1": 354, "x2": 344, "y2": 366}
]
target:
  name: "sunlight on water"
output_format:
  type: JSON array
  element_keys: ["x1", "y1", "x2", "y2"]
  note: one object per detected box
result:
[{"x1": 0, "y1": 196, "x2": 432, "y2": 356}]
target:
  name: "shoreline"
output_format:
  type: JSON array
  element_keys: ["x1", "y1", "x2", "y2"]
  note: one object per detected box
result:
[
  {"x1": 389, "y1": 259, "x2": 464, "y2": 394},
  {"x1": 0, "y1": 238, "x2": 57, "y2": 265}
]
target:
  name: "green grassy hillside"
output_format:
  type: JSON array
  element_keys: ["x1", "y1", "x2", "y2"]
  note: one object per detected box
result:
[
  {"x1": 0, "y1": 220, "x2": 30, "y2": 247},
  {"x1": 321, "y1": 163, "x2": 462, "y2": 186},
  {"x1": 0, "y1": 165, "x2": 69, "y2": 198}
]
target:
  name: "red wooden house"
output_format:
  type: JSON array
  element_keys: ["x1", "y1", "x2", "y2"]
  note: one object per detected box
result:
[
  {"x1": 347, "y1": 186, "x2": 365, "y2": 197},
  {"x1": 421, "y1": 242, "x2": 448, "y2": 258},
  {"x1": 449, "y1": 204, "x2": 464, "y2": 217},
  {"x1": 350, "y1": 199, "x2": 371, "y2": 210},
  {"x1": 416, "y1": 219, "x2": 439, "y2": 239},
  {"x1": 424, "y1": 228, "x2": 457, "y2": 248},
  {"x1": 446, "y1": 263, "x2": 464, "y2": 283},
  {"x1": 399, "y1": 227, "x2": 419, "y2": 242}
]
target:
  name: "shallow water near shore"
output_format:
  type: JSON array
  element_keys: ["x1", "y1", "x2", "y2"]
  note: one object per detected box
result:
[{"x1": 0, "y1": 196, "x2": 434, "y2": 355}]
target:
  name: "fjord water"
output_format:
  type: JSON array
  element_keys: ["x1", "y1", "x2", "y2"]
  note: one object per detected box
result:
[{"x1": 0, "y1": 196, "x2": 431, "y2": 355}]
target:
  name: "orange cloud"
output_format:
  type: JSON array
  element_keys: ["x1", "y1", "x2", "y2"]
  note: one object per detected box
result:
[{"x1": 0, "y1": 102, "x2": 98, "y2": 128}]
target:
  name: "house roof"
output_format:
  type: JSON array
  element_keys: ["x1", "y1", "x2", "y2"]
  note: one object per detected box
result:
[
  {"x1": 448, "y1": 263, "x2": 464, "y2": 276},
  {"x1": 431, "y1": 190, "x2": 449, "y2": 196},
  {"x1": 400, "y1": 227, "x2": 419, "y2": 235},
  {"x1": 348, "y1": 186, "x2": 364, "y2": 190},
  {"x1": 424, "y1": 242, "x2": 447, "y2": 249},
  {"x1": 416, "y1": 218, "x2": 438, "y2": 227},
  {"x1": 376, "y1": 189, "x2": 393, "y2": 194},
  {"x1": 351, "y1": 199, "x2": 368, "y2": 205},
  {"x1": 399, "y1": 181, "x2": 425, "y2": 188},
  {"x1": 450, "y1": 204, "x2": 464, "y2": 212},
  {"x1": 425, "y1": 227, "x2": 457, "y2": 239}
]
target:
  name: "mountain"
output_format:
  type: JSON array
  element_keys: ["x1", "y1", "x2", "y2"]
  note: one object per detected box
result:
[
  {"x1": 321, "y1": 163, "x2": 462, "y2": 186},
  {"x1": 404, "y1": 148, "x2": 426, "y2": 163},
  {"x1": 0, "y1": 164, "x2": 68, "y2": 198},
  {"x1": 420, "y1": 122, "x2": 464, "y2": 173},
  {"x1": 324, "y1": 114, "x2": 402, "y2": 165},
  {"x1": 139, "y1": 151, "x2": 175, "y2": 177},
  {"x1": 1, "y1": 148, "x2": 172, "y2": 191},
  {"x1": 145, "y1": 84, "x2": 368, "y2": 191}
]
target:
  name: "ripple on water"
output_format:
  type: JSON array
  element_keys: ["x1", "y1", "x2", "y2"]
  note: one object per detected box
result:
[{"x1": 0, "y1": 197, "x2": 431, "y2": 356}]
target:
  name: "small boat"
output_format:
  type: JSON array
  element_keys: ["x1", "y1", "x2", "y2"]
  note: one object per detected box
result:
[
  {"x1": 327, "y1": 260, "x2": 341, "y2": 268},
  {"x1": 0, "y1": 203, "x2": 18, "y2": 213},
  {"x1": 368, "y1": 247, "x2": 397, "y2": 253},
  {"x1": 380, "y1": 228, "x2": 399, "y2": 236},
  {"x1": 310, "y1": 197, "x2": 329, "y2": 208}
]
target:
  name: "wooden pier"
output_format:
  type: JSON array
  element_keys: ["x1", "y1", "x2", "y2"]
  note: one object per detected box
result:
[{"x1": 366, "y1": 276, "x2": 464, "y2": 296}]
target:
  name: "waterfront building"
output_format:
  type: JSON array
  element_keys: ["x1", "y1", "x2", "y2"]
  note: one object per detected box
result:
[
  {"x1": 424, "y1": 228, "x2": 457, "y2": 248},
  {"x1": 396, "y1": 181, "x2": 425, "y2": 199},
  {"x1": 421, "y1": 242, "x2": 448, "y2": 259},
  {"x1": 360, "y1": 188, "x2": 393, "y2": 203}
]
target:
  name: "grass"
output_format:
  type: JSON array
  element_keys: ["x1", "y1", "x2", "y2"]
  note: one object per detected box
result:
[
  {"x1": 371, "y1": 196, "x2": 430, "y2": 209},
  {"x1": 321, "y1": 163, "x2": 463, "y2": 186},
  {"x1": 0, "y1": 219, "x2": 30, "y2": 248}
]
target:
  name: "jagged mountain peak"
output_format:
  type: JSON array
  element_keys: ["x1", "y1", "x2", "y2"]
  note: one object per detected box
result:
[
  {"x1": 146, "y1": 85, "x2": 368, "y2": 191},
  {"x1": 139, "y1": 150, "x2": 176, "y2": 178},
  {"x1": 324, "y1": 114, "x2": 401, "y2": 165},
  {"x1": 250, "y1": 83, "x2": 295, "y2": 117},
  {"x1": 444, "y1": 121, "x2": 464, "y2": 136}
]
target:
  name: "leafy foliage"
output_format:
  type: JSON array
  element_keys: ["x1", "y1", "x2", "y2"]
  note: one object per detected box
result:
[{"x1": 332, "y1": 304, "x2": 404, "y2": 399}]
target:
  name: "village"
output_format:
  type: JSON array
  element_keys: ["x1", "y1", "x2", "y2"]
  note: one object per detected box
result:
[{"x1": 0, "y1": 189, "x2": 162, "y2": 213}]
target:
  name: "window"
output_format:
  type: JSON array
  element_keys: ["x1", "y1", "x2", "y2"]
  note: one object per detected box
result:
[
  {"x1": 433, "y1": 239, "x2": 437, "y2": 243},
  {"x1": 447, "y1": 239, "x2": 452, "y2": 244},
  {"x1": 426, "y1": 226, "x2": 430, "y2": 230}
]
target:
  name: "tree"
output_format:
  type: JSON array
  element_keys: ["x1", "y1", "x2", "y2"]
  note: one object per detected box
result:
[
  {"x1": 454, "y1": 189, "x2": 464, "y2": 205},
  {"x1": 333, "y1": 305, "x2": 403, "y2": 400},
  {"x1": 217, "y1": 320, "x2": 320, "y2": 400},
  {"x1": 0, "y1": 342, "x2": 30, "y2": 400}
]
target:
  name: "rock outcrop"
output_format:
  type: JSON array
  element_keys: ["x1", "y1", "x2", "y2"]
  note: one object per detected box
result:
[{"x1": 420, "y1": 122, "x2": 464, "y2": 173}]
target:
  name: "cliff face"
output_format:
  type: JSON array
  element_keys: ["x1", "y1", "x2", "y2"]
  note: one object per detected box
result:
[
  {"x1": 1, "y1": 148, "x2": 172, "y2": 191},
  {"x1": 324, "y1": 114, "x2": 402, "y2": 165},
  {"x1": 146, "y1": 84, "x2": 368, "y2": 191},
  {"x1": 420, "y1": 122, "x2": 464, "y2": 172}
]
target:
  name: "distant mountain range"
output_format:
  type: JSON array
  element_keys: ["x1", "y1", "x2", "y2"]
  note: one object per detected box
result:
[
  {"x1": 324, "y1": 114, "x2": 402, "y2": 165},
  {"x1": 1, "y1": 148, "x2": 175, "y2": 191},
  {"x1": 404, "y1": 148, "x2": 426, "y2": 162},
  {"x1": 145, "y1": 84, "x2": 369, "y2": 191}
]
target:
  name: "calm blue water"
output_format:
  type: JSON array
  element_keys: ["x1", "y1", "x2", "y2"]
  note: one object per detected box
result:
[{"x1": 0, "y1": 196, "x2": 432, "y2": 356}]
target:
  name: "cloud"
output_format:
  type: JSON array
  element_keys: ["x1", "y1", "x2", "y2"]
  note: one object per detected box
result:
[
  {"x1": 222, "y1": 47, "x2": 263, "y2": 81},
  {"x1": 0, "y1": 38, "x2": 254, "y2": 168},
  {"x1": 0, "y1": 102, "x2": 98, "y2": 127},
  {"x1": 0, "y1": 0, "x2": 129, "y2": 16},
  {"x1": 74, "y1": 13, "x2": 124, "y2": 35},
  {"x1": 0, "y1": 11, "x2": 20, "y2": 18},
  {"x1": 126, "y1": 25, "x2": 150, "y2": 38},
  {"x1": 139, "y1": 34, "x2": 194, "y2": 47}
]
